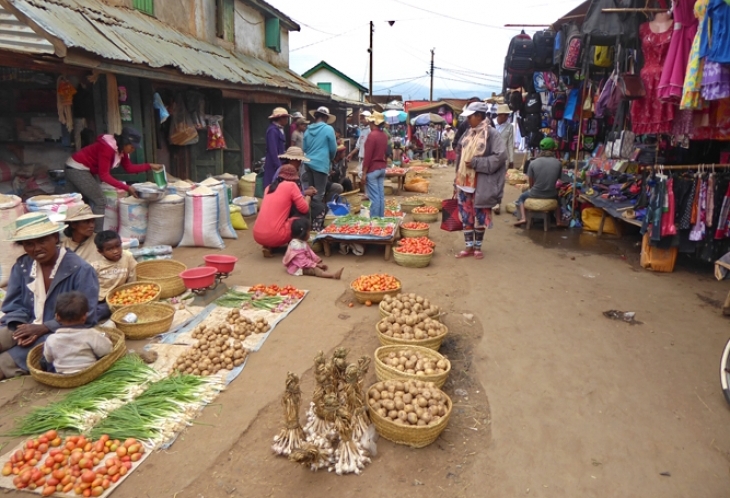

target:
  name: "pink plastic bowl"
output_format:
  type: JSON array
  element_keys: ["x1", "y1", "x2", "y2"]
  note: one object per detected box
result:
[
  {"x1": 180, "y1": 267, "x2": 217, "y2": 289},
  {"x1": 203, "y1": 254, "x2": 238, "y2": 273}
]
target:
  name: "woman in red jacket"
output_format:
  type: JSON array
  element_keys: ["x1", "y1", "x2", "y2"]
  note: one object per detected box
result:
[{"x1": 65, "y1": 127, "x2": 163, "y2": 231}]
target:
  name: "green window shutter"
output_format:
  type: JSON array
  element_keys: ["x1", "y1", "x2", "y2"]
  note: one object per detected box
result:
[
  {"x1": 216, "y1": 0, "x2": 234, "y2": 41},
  {"x1": 133, "y1": 0, "x2": 154, "y2": 15},
  {"x1": 317, "y1": 82, "x2": 332, "y2": 94},
  {"x1": 265, "y1": 17, "x2": 281, "y2": 53}
]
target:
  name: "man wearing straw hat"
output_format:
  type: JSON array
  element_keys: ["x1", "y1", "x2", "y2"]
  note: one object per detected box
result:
[
  {"x1": 0, "y1": 213, "x2": 99, "y2": 378},
  {"x1": 264, "y1": 107, "x2": 291, "y2": 189},
  {"x1": 303, "y1": 106, "x2": 337, "y2": 203}
]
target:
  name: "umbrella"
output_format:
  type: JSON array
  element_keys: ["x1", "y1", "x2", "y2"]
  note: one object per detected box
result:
[
  {"x1": 383, "y1": 110, "x2": 407, "y2": 124},
  {"x1": 384, "y1": 100, "x2": 404, "y2": 110},
  {"x1": 410, "y1": 113, "x2": 446, "y2": 126}
]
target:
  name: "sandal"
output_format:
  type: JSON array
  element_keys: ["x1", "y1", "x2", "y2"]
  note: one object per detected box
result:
[
  {"x1": 474, "y1": 250, "x2": 484, "y2": 260},
  {"x1": 455, "y1": 250, "x2": 474, "y2": 259}
]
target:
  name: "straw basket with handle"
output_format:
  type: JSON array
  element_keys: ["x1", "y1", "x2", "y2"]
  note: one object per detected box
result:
[
  {"x1": 135, "y1": 260, "x2": 187, "y2": 299},
  {"x1": 374, "y1": 345, "x2": 451, "y2": 388},
  {"x1": 106, "y1": 282, "x2": 161, "y2": 313},
  {"x1": 366, "y1": 381, "x2": 452, "y2": 448},
  {"x1": 340, "y1": 189, "x2": 362, "y2": 214},
  {"x1": 111, "y1": 302, "x2": 176, "y2": 339},
  {"x1": 28, "y1": 327, "x2": 126, "y2": 388}
]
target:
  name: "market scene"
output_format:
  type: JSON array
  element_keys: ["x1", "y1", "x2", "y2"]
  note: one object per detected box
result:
[{"x1": 0, "y1": 0, "x2": 728, "y2": 496}]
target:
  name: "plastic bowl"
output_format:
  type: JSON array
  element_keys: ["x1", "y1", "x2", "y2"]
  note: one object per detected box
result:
[
  {"x1": 203, "y1": 254, "x2": 238, "y2": 273},
  {"x1": 179, "y1": 267, "x2": 217, "y2": 290}
]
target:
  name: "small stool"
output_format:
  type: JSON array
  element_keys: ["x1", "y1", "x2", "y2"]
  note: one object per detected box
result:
[{"x1": 524, "y1": 198, "x2": 559, "y2": 232}]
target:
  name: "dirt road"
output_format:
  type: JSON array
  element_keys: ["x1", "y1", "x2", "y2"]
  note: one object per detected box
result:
[{"x1": 1, "y1": 166, "x2": 729, "y2": 497}]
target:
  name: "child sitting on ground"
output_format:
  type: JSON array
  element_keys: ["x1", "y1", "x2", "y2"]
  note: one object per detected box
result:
[
  {"x1": 283, "y1": 218, "x2": 343, "y2": 279},
  {"x1": 91, "y1": 230, "x2": 137, "y2": 320},
  {"x1": 43, "y1": 291, "x2": 113, "y2": 374}
]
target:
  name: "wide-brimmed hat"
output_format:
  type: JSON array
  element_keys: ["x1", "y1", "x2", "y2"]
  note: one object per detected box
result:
[
  {"x1": 277, "y1": 164, "x2": 300, "y2": 182},
  {"x1": 295, "y1": 118, "x2": 310, "y2": 125},
  {"x1": 64, "y1": 203, "x2": 104, "y2": 222},
  {"x1": 496, "y1": 104, "x2": 512, "y2": 115},
  {"x1": 309, "y1": 106, "x2": 336, "y2": 124},
  {"x1": 4, "y1": 212, "x2": 66, "y2": 242},
  {"x1": 268, "y1": 107, "x2": 291, "y2": 120},
  {"x1": 367, "y1": 112, "x2": 386, "y2": 126},
  {"x1": 461, "y1": 102, "x2": 490, "y2": 117},
  {"x1": 279, "y1": 146, "x2": 310, "y2": 162},
  {"x1": 291, "y1": 111, "x2": 304, "y2": 119},
  {"x1": 361, "y1": 110, "x2": 372, "y2": 117}
]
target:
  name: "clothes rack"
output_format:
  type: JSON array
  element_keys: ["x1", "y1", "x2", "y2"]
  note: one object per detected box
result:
[{"x1": 649, "y1": 164, "x2": 730, "y2": 171}]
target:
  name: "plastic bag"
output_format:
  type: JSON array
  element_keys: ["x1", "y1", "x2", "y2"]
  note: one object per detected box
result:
[
  {"x1": 581, "y1": 207, "x2": 617, "y2": 234},
  {"x1": 229, "y1": 205, "x2": 248, "y2": 230},
  {"x1": 206, "y1": 115, "x2": 227, "y2": 150},
  {"x1": 169, "y1": 93, "x2": 199, "y2": 146},
  {"x1": 404, "y1": 177, "x2": 430, "y2": 194}
]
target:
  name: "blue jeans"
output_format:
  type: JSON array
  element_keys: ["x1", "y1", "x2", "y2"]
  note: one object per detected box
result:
[{"x1": 366, "y1": 169, "x2": 386, "y2": 218}]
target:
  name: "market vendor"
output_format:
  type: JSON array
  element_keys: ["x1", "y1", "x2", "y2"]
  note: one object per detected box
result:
[
  {"x1": 514, "y1": 138, "x2": 564, "y2": 228},
  {"x1": 254, "y1": 163, "x2": 316, "y2": 257},
  {"x1": 65, "y1": 126, "x2": 164, "y2": 231},
  {"x1": 61, "y1": 203, "x2": 104, "y2": 262},
  {"x1": 265, "y1": 107, "x2": 291, "y2": 189},
  {"x1": 0, "y1": 213, "x2": 99, "y2": 378}
]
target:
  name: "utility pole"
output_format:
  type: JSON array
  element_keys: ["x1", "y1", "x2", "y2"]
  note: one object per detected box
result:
[
  {"x1": 429, "y1": 48, "x2": 435, "y2": 102},
  {"x1": 369, "y1": 21, "x2": 374, "y2": 100}
]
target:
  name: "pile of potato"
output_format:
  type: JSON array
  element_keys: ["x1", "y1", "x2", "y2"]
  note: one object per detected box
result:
[
  {"x1": 368, "y1": 380, "x2": 448, "y2": 427},
  {"x1": 381, "y1": 349, "x2": 448, "y2": 376},
  {"x1": 377, "y1": 313, "x2": 446, "y2": 341},
  {"x1": 380, "y1": 293, "x2": 439, "y2": 317}
]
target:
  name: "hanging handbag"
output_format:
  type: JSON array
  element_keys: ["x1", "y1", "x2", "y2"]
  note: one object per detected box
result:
[
  {"x1": 441, "y1": 196, "x2": 463, "y2": 232},
  {"x1": 617, "y1": 52, "x2": 645, "y2": 100}
]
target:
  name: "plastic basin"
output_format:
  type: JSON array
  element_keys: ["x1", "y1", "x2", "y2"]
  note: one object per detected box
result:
[
  {"x1": 204, "y1": 254, "x2": 238, "y2": 273},
  {"x1": 179, "y1": 267, "x2": 217, "y2": 290}
]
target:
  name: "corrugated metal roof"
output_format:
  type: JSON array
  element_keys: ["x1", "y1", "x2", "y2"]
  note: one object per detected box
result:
[
  {"x1": 0, "y1": 6, "x2": 53, "y2": 54},
  {"x1": 1, "y1": 0, "x2": 329, "y2": 98}
]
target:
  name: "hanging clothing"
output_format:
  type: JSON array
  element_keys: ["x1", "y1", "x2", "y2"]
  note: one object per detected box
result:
[
  {"x1": 714, "y1": 183, "x2": 730, "y2": 239},
  {"x1": 662, "y1": 178, "x2": 678, "y2": 237},
  {"x1": 707, "y1": 174, "x2": 716, "y2": 227},
  {"x1": 690, "y1": 178, "x2": 708, "y2": 241},
  {"x1": 658, "y1": 0, "x2": 699, "y2": 102},
  {"x1": 701, "y1": 62, "x2": 730, "y2": 100},
  {"x1": 700, "y1": 0, "x2": 730, "y2": 64},
  {"x1": 631, "y1": 23, "x2": 675, "y2": 135},
  {"x1": 680, "y1": 0, "x2": 710, "y2": 110}
]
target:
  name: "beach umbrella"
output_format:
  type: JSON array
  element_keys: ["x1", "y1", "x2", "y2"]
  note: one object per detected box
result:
[
  {"x1": 383, "y1": 110, "x2": 407, "y2": 124},
  {"x1": 410, "y1": 113, "x2": 446, "y2": 126}
]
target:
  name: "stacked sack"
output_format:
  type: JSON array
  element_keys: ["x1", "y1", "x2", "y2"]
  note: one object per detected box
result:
[{"x1": 145, "y1": 194, "x2": 185, "y2": 247}]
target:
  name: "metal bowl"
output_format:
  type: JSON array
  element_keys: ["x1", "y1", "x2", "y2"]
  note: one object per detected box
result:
[
  {"x1": 132, "y1": 184, "x2": 166, "y2": 202},
  {"x1": 48, "y1": 169, "x2": 65, "y2": 180}
]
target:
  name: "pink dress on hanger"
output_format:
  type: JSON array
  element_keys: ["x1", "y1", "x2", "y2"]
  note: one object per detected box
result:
[
  {"x1": 631, "y1": 23, "x2": 675, "y2": 135},
  {"x1": 658, "y1": 0, "x2": 699, "y2": 102}
]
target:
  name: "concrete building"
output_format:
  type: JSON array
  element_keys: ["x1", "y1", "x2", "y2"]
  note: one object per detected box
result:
[{"x1": 302, "y1": 61, "x2": 368, "y2": 103}]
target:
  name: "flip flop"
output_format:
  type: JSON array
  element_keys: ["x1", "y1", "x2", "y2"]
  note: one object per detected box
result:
[
  {"x1": 474, "y1": 250, "x2": 484, "y2": 260},
  {"x1": 455, "y1": 250, "x2": 474, "y2": 259},
  {"x1": 513, "y1": 220, "x2": 527, "y2": 227}
]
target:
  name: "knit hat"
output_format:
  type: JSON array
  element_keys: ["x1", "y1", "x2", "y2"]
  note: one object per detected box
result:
[
  {"x1": 539, "y1": 137, "x2": 557, "y2": 150},
  {"x1": 277, "y1": 164, "x2": 300, "y2": 182}
]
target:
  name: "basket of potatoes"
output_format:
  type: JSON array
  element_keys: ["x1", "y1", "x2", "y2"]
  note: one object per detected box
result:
[
  {"x1": 379, "y1": 293, "x2": 440, "y2": 321},
  {"x1": 376, "y1": 313, "x2": 448, "y2": 350},
  {"x1": 374, "y1": 346, "x2": 451, "y2": 388},
  {"x1": 366, "y1": 379, "x2": 452, "y2": 448}
]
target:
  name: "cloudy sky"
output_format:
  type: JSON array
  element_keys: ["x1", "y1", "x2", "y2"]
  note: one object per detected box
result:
[{"x1": 268, "y1": 0, "x2": 584, "y2": 100}]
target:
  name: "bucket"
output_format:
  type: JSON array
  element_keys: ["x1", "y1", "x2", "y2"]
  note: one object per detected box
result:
[
  {"x1": 232, "y1": 196, "x2": 258, "y2": 216},
  {"x1": 152, "y1": 166, "x2": 168, "y2": 188}
]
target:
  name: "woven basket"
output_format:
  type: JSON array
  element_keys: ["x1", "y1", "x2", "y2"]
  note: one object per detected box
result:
[
  {"x1": 350, "y1": 277, "x2": 402, "y2": 304},
  {"x1": 401, "y1": 201, "x2": 424, "y2": 214},
  {"x1": 136, "y1": 260, "x2": 187, "y2": 299},
  {"x1": 106, "y1": 282, "x2": 161, "y2": 313},
  {"x1": 412, "y1": 212, "x2": 439, "y2": 223},
  {"x1": 376, "y1": 321, "x2": 447, "y2": 350},
  {"x1": 378, "y1": 302, "x2": 440, "y2": 321},
  {"x1": 367, "y1": 384, "x2": 452, "y2": 448},
  {"x1": 324, "y1": 215, "x2": 337, "y2": 227},
  {"x1": 393, "y1": 249, "x2": 433, "y2": 268},
  {"x1": 374, "y1": 346, "x2": 451, "y2": 388},
  {"x1": 28, "y1": 327, "x2": 126, "y2": 388},
  {"x1": 384, "y1": 185, "x2": 395, "y2": 196},
  {"x1": 421, "y1": 199, "x2": 442, "y2": 211},
  {"x1": 524, "y1": 198, "x2": 558, "y2": 212},
  {"x1": 111, "y1": 303, "x2": 176, "y2": 339},
  {"x1": 340, "y1": 189, "x2": 362, "y2": 213},
  {"x1": 400, "y1": 226, "x2": 429, "y2": 238}
]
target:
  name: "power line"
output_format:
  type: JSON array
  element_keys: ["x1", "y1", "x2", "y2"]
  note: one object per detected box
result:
[
  {"x1": 372, "y1": 75, "x2": 426, "y2": 83},
  {"x1": 290, "y1": 25, "x2": 365, "y2": 52},
  {"x1": 434, "y1": 67, "x2": 502, "y2": 79},
  {"x1": 376, "y1": 75, "x2": 428, "y2": 93},
  {"x1": 391, "y1": 0, "x2": 523, "y2": 31}
]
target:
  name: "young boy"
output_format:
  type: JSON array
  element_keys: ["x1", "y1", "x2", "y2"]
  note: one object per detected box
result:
[
  {"x1": 91, "y1": 231, "x2": 137, "y2": 320},
  {"x1": 43, "y1": 291, "x2": 113, "y2": 374}
]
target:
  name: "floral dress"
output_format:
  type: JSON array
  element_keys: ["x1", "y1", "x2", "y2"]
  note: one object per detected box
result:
[
  {"x1": 631, "y1": 23, "x2": 675, "y2": 135},
  {"x1": 680, "y1": 0, "x2": 710, "y2": 110}
]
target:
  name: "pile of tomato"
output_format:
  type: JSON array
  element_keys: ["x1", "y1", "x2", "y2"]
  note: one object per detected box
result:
[
  {"x1": 387, "y1": 168, "x2": 407, "y2": 175},
  {"x1": 402, "y1": 221, "x2": 429, "y2": 230},
  {"x1": 384, "y1": 209, "x2": 404, "y2": 217},
  {"x1": 395, "y1": 237, "x2": 435, "y2": 255},
  {"x1": 321, "y1": 223, "x2": 395, "y2": 238},
  {"x1": 351, "y1": 274, "x2": 400, "y2": 292},
  {"x1": 412, "y1": 206, "x2": 439, "y2": 215},
  {"x1": 107, "y1": 284, "x2": 158, "y2": 307},
  {"x1": 3, "y1": 431, "x2": 144, "y2": 496},
  {"x1": 251, "y1": 284, "x2": 304, "y2": 300}
]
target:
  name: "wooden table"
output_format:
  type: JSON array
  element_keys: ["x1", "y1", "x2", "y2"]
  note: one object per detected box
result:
[
  {"x1": 579, "y1": 194, "x2": 642, "y2": 236},
  {"x1": 349, "y1": 170, "x2": 406, "y2": 194},
  {"x1": 320, "y1": 233, "x2": 398, "y2": 261}
]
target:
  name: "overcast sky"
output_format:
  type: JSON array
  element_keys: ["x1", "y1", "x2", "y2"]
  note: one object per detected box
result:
[{"x1": 267, "y1": 0, "x2": 584, "y2": 100}]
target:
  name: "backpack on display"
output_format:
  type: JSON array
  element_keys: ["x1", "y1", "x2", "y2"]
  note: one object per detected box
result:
[
  {"x1": 505, "y1": 31, "x2": 535, "y2": 75},
  {"x1": 553, "y1": 26, "x2": 566, "y2": 67},
  {"x1": 533, "y1": 30, "x2": 556, "y2": 70},
  {"x1": 503, "y1": 63, "x2": 525, "y2": 90},
  {"x1": 524, "y1": 93, "x2": 542, "y2": 114},
  {"x1": 581, "y1": 0, "x2": 641, "y2": 46},
  {"x1": 524, "y1": 113, "x2": 542, "y2": 133},
  {"x1": 562, "y1": 24, "x2": 583, "y2": 71},
  {"x1": 508, "y1": 91, "x2": 524, "y2": 113}
]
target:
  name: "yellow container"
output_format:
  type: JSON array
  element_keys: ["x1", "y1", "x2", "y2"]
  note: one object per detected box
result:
[{"x1": 640, "y1": 233, "x2": 677, "y2": 273}]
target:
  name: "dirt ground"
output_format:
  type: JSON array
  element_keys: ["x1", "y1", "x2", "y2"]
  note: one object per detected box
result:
[{"x1": 2, "y1": 165, "x2": 730, "y2": 497}]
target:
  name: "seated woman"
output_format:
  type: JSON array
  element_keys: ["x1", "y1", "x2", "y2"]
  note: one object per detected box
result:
[
  {"x1": 0, "y1": 213, "x2": 100, "y2": 379},
  {"x1": 253, "y1": 163, "x2": 315, "y2": 257},
  {"x1": 61, "y1": 203, "x2": 104, "y2": 263}
]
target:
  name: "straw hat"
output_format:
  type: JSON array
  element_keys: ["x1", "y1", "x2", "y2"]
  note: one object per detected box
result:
[
  {"x1": 279, "y1": 146, "x2": 310, "y2": 162},
  {"x1": 291, "y1": 111, "x2": 304, "y2": 119},
  {"x1": 367, "y1": 112, "x2": 386, "y2": 126},
  {"x1": 64, "y1": 203, "x2": 103, "y2": 222},
  {"x1": 5, "y1": 212, "x2": 66, "y2": 242},
  {"x1": 496, "y1": 104, "x2": 512, "y2": 115},
  {"x1": 295, "y1": 118, "x2": 310, "y2": 125},
  {"x1": 277, "y1": 164, "x2": 300, "y2": 182},
  {"x1": 268, "y1": 107, "x2": 291, "y2": 120},
  {"x1": 309, "y1": 106, "x2": 336, "y2": 124}
]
